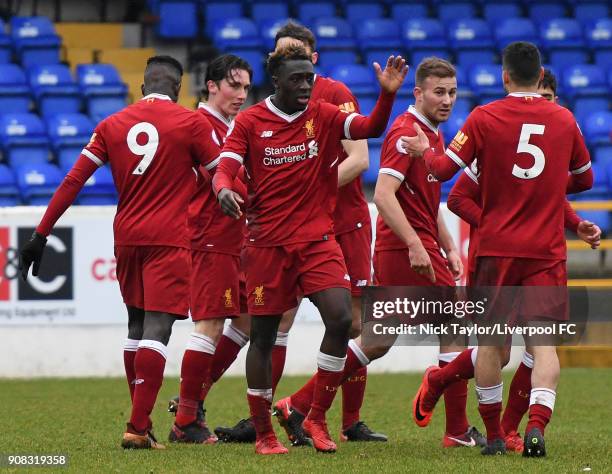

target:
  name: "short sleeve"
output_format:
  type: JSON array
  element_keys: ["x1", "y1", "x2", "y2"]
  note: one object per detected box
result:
[
  {"x1": 81, "y1": 122, "x2": 108, "y2": 167},
  {"x1": 569, "y1": 119, "x2": 592, "y2": 175},
  {"x1": 378, "y1": 129, "x2": 411, "y2": 183},
  {"x1": 219, "y1": 113, "x2": 250, "y2": 165},
  {"x1": 445, "y1": 108, "x2": 481, "y2": 169},
  {"x1": 191, "y1": 113, "x2": 222, "y2": 169},
  {"x1": 320, "y1": 101, "x2": 360, "y2": 142}
]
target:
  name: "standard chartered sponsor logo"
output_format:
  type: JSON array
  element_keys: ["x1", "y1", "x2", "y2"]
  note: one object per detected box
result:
[{"x1": 263, "y1": 141, "x2": 319, "y2": 166}]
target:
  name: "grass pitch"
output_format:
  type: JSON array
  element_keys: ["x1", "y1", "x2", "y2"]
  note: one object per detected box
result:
[{"x1": 1, "y1": 369, "x2": 610, "y2": 473}]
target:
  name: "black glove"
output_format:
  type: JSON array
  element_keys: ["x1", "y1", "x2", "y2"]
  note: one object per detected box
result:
[{"x1": 19, "y1": 231, "x2": 47, "y2": 281}]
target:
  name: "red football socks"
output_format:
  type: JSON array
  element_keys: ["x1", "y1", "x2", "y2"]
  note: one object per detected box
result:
[
  {"x1": 501, "y1": 361, "x2": 532, "y2": 435},
  {"x1": 271, "y1": 343, "x2": 287, "y2": 394},
  {"x1": 526, "y1": 404, "x2": 552, "y2": 435},
  {"x1": 129, "y1": 344, "x2": 167, "y2": 433},
  {"x1": 439, "y1": 359, "x2": 469, "y2": 437},
  {"x1": 209, "y1": 334, "x2": 244, "y2": 383},
  {"x1": 308, "y1": 368, "x2": 344, "y2": 421},
  {"x1": 290, "y1": 374, "x2": 316, "y2": 416},
  {"x1": 342, "y1": 365, "x2": 367, "y2": 430},
  {"x1": 176, "y1": 348, "x2": 213, "y2": 426},
  {"x1": 430, "y1": 349, "x2": 475, "y2": 391},
  {"x1": 123, "y1": 338, "x2": 139, "y2": 401},
  {"x1": 478, "y1": 402, "x2": 504, "y2": 442},
  {"x1": 247, "y1": 390, "x2": 274, "y2": 439}
]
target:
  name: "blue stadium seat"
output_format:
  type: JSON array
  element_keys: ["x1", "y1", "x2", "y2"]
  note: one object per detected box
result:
[
  {"x1": 549, "y1": 50, "x2": 590, "y2": 69},
  {"x1": 562, "y1": 65, "x2": 608, "y2": 99},
  {"x1": 584, "y1": 111, "x2": 612, "y2": 147},
  {"x1": 259, "y1": 18, "x2": 291, "y2": 51},
  {"x1": 540, "y1": 19, "x2": 585, "y2": 53},
  {"x1": 528, "y1": 3, "x2": 566, "y2": 23},
  {"x1": 356, "y1": 19, "x2": 402, "y2": 52},
  {"x1": 411, "y1": 49, "x2": 451, "y2": 68},
  {"x1": 573, "y1": 2, "x2": 610, "y2": 23},
  {"x1": 78, "y1": 165, "x2": 117, "y2": 205},
  {"x1": 468, "y1": 64, "x2": 504, "y2": 102},
  {"x1": 297, "y1": 2, "x2": 336, "y2": 25},
  {"x1": 586, "y1": 19, "x2": 612, "y2": 67},
  {"x1": 204, "y1": 2, "x2": 243, "y2": 36},
  {"x1": 358, "y1": 96, "x2": 375, "y2": 115},
  {"x1": 156, "y1": 1, "x2": 198, "y2": 39},
  {"x1": 47, "y1": 113, "x2": 95, "y2": 169},
  {"x1": 483, "y1": 3, "x2": 522, "y2": 24},
  {"x1": 453, "y1": 97, "x2": 473, "y2": 114},
  {"x1": 0, "y1": 19, "x2": 12, "y2": 63},
  {"x1": 28, "y1": 65, "x2": 81, "y2": 118},
  {"x1": 16, "y1": 163, "x2": 62, "y2": 205},
  {"x1": 251, "y1": 2, "x2": 289, "y2": 26},
  {"x1": 456, "y1": 50, "x2": 496, "y2": 68},
  {"x1": 328, "y1": 64, "x2": 376, "y2": 97},
  {"x1": 448, "y1": 19, "x2": 495, "y2": 67},
  {"x1": 597, "y1": 147, "x2": 612, "y2": 169},
  {"x1": 594, "y1": 50, "x2": 612, "y2": 69},
  {"x1": 440, "y1": 111, "x2": 468, "y2": 146},
  {"x1": 495, "y1": 18, "x2": 538, "y2": 50},
  {"x1": 318, "y1": 50, "x2": 359, "y2": 72},
  {"x1": 10, "y1": 16, "x2": 61, "y2": 67},
  {"x1": 76, "y1": 64, "x2": 128, "y2": 123},
  {"x1": 0, "y1": 64, "x2": 31, "y2": 114},
  {"x1": 0, "y1": 113, "x2": 50, "y2": 166},
  {"x1": 345, "y1": 3, "x2": 384, "y2": 23},
  {"x1": 226, "y1": 49, "x2": 266, "y2": 87},
  {"x1": 437, "y1": 3, "x2": 476, "y2": 24},
  {"x1": 213, "y1": 18, "x2": 262, "y2": 51},
  {"x1": 390, "y1": 3, "x2": 428, "y2": 22},
  {"x1": 312, "y1": 17, "x2": 356, "y2": 50},
  {"x1": 0, "y1": 164, "x2": 19, "y2": 205},
  {"x1": 362, "y1": 144, "x2": 380, "y2": 185},
  {"x1": 575, "y1": 162, "x2": 609, "y2": 200},
  {"x1": 402, "y1": 19, "x2": 447, "y2": 50}
]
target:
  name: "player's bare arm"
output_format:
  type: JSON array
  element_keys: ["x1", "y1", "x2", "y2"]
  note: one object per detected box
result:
[
  {"x1": 374, "y1": 173, "x2": 435, "y2": 283},
  {"x1": 436, "y1": 212, "x2": 463, "y2": 280},
  {"x1": 337, "y1": 139, "x2": 369, "y2": 187}
]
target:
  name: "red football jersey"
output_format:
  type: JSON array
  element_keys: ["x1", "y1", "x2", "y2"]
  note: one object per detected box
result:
[
  {"x1": 219, "y1": 97, "x2": 359, "y2": 246},
  {"x1": 311, "y1": 75, "x2": 371, "y2": 234},
  {"x1": 188, "y1": 103, "x2": 246, "y2": 255},
  {"x1": 83, "y1": 93, "x2": 220, "y2": 248},
  {"x1": 375, "y1": 106, "x2": 445, "y2": 251},
  {"x1": 445, "y1": 93, "x2": 591, "y2": 260}
]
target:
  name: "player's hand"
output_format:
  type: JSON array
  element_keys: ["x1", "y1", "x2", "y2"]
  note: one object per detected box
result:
[
  {"x1": 408, "y1": 243, "x2": 436, "y2": 283},
  {"x1": 218, "y1": 188, "x2": 244, "y2": 219},
  {"x1": 19, "y1": 231, "x2": 47, "y2": 281},
  {"x1": 373, "y1": 55, "x2": 408, "y2": 95},
  {"x1": 400, "y1": 123, "x2": 431, "y2": 157},
  {"x1": 446, "y1": 249, "x2": 463, "y2": 281},
  {"x1": 577, "y1": 220, "x2": 602, "y2": 249}
]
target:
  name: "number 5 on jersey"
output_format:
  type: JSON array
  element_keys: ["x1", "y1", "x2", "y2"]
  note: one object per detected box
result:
[
  {"x1": 127, "y1": 122, "x2": 159, "y2": 175},
  {"x1": 512, "y1": 123, "x2": 545, "y2": 180}
]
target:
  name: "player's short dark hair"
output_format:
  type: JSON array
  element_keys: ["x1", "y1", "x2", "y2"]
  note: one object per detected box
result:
[
  {"x1": 202, "y1": 54, "x2": 253, "y2": 100},
  {"x1": 267, "y1": 45, "x2": 311, "y2": 76},
  {"x1": 502, "y1": 41, "x2": 542, "y2": 87},
  {"x1": 538, "y1": 68, "x2": 557, "y2": 94},
  {"x1": 415, "y1": 57, "x2": 456, "y2": 86},
  {"x1": 274, "y1": 21, "x2": 316, "y2": 52},
  {"x1": 146, "y1": 55, "x2": 183, "y2": 77}
]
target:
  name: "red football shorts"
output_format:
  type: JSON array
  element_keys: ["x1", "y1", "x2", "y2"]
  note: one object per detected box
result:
[
  {"x1": 373, "y1": 247, "x2": 456, "y2": 287},
  {"x1": 473, "y1": 256, "x2": 568, "y2": 323},
  {"x1": 191, "y1": 250, "x2": 248, "y2": 321},
  {"x1": 114, "y1": 245, "x2": 190, "y2": 318},
  {"x1": 336, "y1": 222, "x2": 372, "y2": 297},
  {"x1": 242, "y1": 239, "x2": 350, "y2": 315}
]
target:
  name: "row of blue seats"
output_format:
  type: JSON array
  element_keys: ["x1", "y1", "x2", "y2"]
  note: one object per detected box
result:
[
  {"x1": 0, "y1": 63, "x2": 128, "y2": 121},
  {"x1": 154, "y1": 0, "x2": 611, "y2": 39},
  {"x1": 0, "y1": 163, "x2": 116, "y2": 206},
  {"x1": 0, "y1": 16, "x2": 61, "y2": 67},
  {"x1": 0, "y1": 113, "x2": 94, "y2": 168},
  {"x1": 211, "y1": 17, "x2": 612, "y2": 55}
]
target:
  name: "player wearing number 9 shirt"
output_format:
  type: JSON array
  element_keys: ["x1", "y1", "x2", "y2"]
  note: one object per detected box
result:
[
  {"x1": 402, "y1": 42, "x2": 592, "y2": 457},
  {"x1": 19, "y1": 56, "x2": 221, "y2": 450}
]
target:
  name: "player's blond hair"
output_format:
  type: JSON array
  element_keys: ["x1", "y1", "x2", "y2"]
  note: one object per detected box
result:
[
  {"x1": 415, "y1": 57, "x2": 456, "y2": 86},
  {"x1": 266, "y1": 44, "x2": 311, "y2": 76}
]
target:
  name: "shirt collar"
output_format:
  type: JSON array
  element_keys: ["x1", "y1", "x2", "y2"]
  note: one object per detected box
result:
[
  {"x1": 198, "y1": 102, "x2": 233, "y2": 127},
  {"x1": 265, "y1": 96, "x2": 308, "y2": 123},
  {"x1": 408, "y1": 105, "x2": 438, "y2": 135},
  {"x1": 141, "y1": 93, "x2": 172, "y2": 101},
  {"x1": 507, "y1": 92, "x2": 542, "y2": 98}
]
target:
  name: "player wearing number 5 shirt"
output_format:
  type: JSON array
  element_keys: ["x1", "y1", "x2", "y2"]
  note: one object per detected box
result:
[
  {"x1": 401, "y1": 42, "x2": 592, "y2": 458},
  {"x1": 19, "y1": 56, "x2": 221, "y2": 450}
]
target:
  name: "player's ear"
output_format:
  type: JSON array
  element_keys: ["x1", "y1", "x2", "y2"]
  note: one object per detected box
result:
[
  {"x1": 311, "y1": 51, "x2": 319, "y2": 65},
  {"x1": 539, "y1": 67, "x2": 544, "y2": 82},
  {"x1": 413, "y1": 86, "x2": 422, "y2": 102},
  {"x1": 502, "y1": 70, "x2": 510, "y2": 87},
  {"x1": 140, "y1": 83, "x2": 145, "y2": 97}
]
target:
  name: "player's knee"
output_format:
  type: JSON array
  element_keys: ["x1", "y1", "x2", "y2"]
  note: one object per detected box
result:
[
  {"x1": 126, "y1": 306, "x2": 144, "y2": 340},
  {"x1": 249, "y1": 318, "x2": 279, "y2": 352},
  {"x1": 142, "y1": 312, "x2": 176, "y2": 345},
  {"x1": 348, "y1": 319, "x2": 362, "y2": 339},
  {"x1": 501, "y1": 346, "x2": 512, "y2": 367},
  {"x1": 325, "y1": 308, "x2": 352, "y2": 337},
  {"x1": 364, "y1": 343, "x2": 390, "y2": 360}
]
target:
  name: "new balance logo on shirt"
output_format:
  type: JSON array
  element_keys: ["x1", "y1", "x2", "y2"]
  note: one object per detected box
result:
[{"x1": 260, "y1": 130, "x2": 273, "y2": 138}]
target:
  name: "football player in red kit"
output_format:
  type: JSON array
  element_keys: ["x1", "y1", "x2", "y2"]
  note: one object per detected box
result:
[
  {"x1": 19, "y1": 56, "x2": 221, "y2": 449},
  {"x1": 402, "y1": 42, "x2": 593, "y2": 457},
  {"x1": 168, "y1": 54, "x2": 252, "y2": 444},
  {"x1": 213, "y1": 46, "x2": 407, "y2": 454}
]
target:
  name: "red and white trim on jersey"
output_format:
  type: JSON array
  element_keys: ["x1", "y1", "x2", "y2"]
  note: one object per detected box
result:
[
  {"x1": 343, "y1": 112, "x2": 360, "y2": 139},
  {"x1": 198, "y1": 102, "x2": 233, "y2": 128},
  {"x1": 141, "y1": 93, "x2": 173, "y2": 101},
  {"x1": 81, "y1": 148, "x2": 104, "y2": 167},
  {"x1": 445, "y1": 148, "x2": 467, "y2": 169},
  {"x1": 379, "y1": 167, "x2": 406, "y2": 182},
  {"x1": 507, "y1": 92, "x2": 542, "y2": 98},
  {"x1": 204, "y1": 157, "x2": 221, "y2": 171},
  {"x1": 407, "y1": 105, "x2": 439, "y2": 135},
  {"x1": 265, "y1": 96, "x2": 308, "y2": 122},
  {"x1": 464, "y1": 160, "x2": 479, "y2": 184},
  {"x1": 571, "y1": 161, "x2": 592, "y2": 174},
  {"x1": 219, "y1": 151, "x2": 244, "y2": 164}
]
